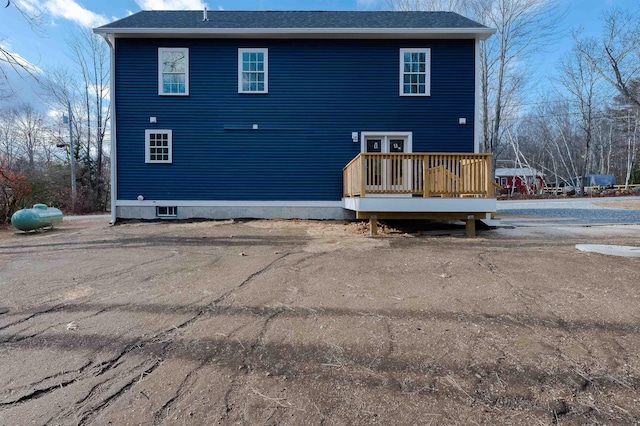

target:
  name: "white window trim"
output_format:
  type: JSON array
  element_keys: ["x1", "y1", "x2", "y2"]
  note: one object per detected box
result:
[
  {"x1": 158, "y1": 47, "x2": 189, "y2": 96},
  {"x1": 145, "y1": 129, "x2": 173, "y2": 164},
  {"x1": 399, "y1": 48, "x2": 431, "y2": 97},
  {"x1": 238, "y1": 48, "x2": 269, "y2": 94},
  {"x1": 157, "y1": 206, "x2": 178, "y2": 217}
]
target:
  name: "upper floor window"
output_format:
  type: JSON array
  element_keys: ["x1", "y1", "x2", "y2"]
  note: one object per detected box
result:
[
  {"x1": 238, "y1": 48, "x2": 268, "y2": 94},
  {"x1": 400, "y1": 48, "x2": 430, "y2": 96},
  {"x1": 145, "y1": 129, "x2": 172, "y2": 163},
  {"x1": 159, "y1": 48, "x2": 189, "y2": 96}
]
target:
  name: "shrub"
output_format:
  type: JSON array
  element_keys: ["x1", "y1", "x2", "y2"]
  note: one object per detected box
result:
[{"x1": 0, "y1": 164, "x2": 32, "y2": 225}]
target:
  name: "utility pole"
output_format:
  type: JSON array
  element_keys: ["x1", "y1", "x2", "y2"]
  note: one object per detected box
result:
[{"x1": 67, "y1": 101, "x2": 77, "y2": 212}]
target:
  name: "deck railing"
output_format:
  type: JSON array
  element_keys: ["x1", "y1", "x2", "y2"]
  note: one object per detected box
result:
[{"x1": 343, "y1": 153, "x2": 494, "y2": 198}]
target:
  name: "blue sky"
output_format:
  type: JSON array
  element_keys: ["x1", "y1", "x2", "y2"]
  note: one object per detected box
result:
[{"x1": 0, "y1": 0, "x2": 631, "y2": 106}]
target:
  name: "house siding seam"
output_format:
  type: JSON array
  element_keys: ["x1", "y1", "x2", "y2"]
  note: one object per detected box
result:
[{"x1": 115, "y1": 38, "x2": 475, "y2": 201}]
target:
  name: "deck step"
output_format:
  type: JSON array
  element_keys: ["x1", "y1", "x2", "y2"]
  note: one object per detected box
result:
[{"x1": 479, "y1": 217, "x2": 501, "y2": 227}]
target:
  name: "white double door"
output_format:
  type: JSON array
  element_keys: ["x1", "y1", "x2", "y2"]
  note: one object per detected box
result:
[{"x1": 362, "y1": 132, "x2": 412, "y2": 192}]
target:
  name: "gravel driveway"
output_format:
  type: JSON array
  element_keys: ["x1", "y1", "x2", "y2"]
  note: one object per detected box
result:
[{"x1": 498, "y1": 196, "x2": 640, "y2": 225}]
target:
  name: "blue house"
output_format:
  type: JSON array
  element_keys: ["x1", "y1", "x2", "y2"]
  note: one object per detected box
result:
[{"x1": 94, "y1": 10, "x2": 496, "y2": 227}]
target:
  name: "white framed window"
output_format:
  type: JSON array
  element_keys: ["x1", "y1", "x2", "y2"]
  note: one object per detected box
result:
[
  {"x1": 157, "y1": 206, "x2": 177, "y2": 217},
  {"x1": 159, "y1": 48, "x2": 189, "y2": 96},
  {"x1": 400, "y1": 48, "x2": 431, "y2": 96},
  {"x1": 145, "y1": 129, "x2": 172, "y2": 163},
  {"x1": 238, "y1": 48, "x2": 268, "y2": 94}
]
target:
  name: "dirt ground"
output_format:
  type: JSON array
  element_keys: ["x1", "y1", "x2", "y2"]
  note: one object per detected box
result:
[{"x1": 1, "y1": 218, "x2": 639, "y2": 425}]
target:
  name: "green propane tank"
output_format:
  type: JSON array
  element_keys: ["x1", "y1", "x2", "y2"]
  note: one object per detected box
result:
[{"x1": 11, "y1": 204, "x2": 63, "y2": 231}]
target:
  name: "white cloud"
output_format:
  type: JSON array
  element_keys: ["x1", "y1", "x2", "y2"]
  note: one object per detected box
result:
[
  {"x1": 0, "y1": 43, "x2": 43, "y2": 75},
  {"x1": 0, "y1": 61, "x2": 42, "y2": 106},
  {"x1": 15, "y1": 0, "x2": 42, "y2": 15},
  {"x1": 17, "y1": 0, "x2": 108, "y2": 28},
  {"x1": 0, "y1": 41, "x2": 13, "y2": 51},
  {"x1": 135, "y1": 0, "x2": 207, "y2": 10},
  {"x1": 44, "y1": 0, "x2": 109, "y2": 27}
]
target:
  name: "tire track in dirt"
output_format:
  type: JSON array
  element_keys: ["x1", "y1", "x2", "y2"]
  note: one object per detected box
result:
[
  {"x1": 222, "y1": 308, "x2": 285, "y2": 423},
  {"x1": 1, "y1": 251, "x2": 295, "y2": 423},
  {"x1": 0, "y1": 358, "x2": 95, "y2": 407},
  {"x1": 475, "y1": 251, "x2": 543, "y2": 315},
  {"x1": 0, "y1": 308, "x2": 109, "y2": 344},
  {"x1": 0, "y1": 251, "x2": 182, "y2": 311},
  {"x1": 147, "y1": 252, "x2": 294, "y2": 341},
  {"x1": 76, "y1": 358, "x2": 162, "y2": 425},
  {"x1": 151, "y1": 361, "x2": 207, "y2": 425},
  {"x1": 0, "y1": 304, "x2": 67, "y2": 332},
  {"x1": 72, "y1": 252, "x2": 293, "y2": 424},
  {"x1": 218, "y1": 251, "x2": 326, "y2": 422}
]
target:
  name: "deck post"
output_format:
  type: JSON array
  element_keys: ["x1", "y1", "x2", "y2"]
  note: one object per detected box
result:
[
  {"x1": 465, "y1": 215, "x2": 476, "y2": 237},
  {"x1": 369, "y1": 215, "x2": 378, "y2": 236},
  {"x1": 423, "y1": 155, "x2": 430, "y2": 197},
  {"x1": 360, "y1": 155, "x2": 366, "y2": 197},
  {"x1": 485, "y1": 154, "x2": 493, "y2": 197}
]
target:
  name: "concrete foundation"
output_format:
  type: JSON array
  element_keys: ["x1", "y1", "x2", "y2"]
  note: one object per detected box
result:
[{"x1": 116, "y1": 205, "x2": 356, "y2": 221}]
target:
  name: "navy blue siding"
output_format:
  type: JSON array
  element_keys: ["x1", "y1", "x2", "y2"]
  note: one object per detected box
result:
[{"x1": 115, "y1": 38, "x2": 476, "y2": 201}]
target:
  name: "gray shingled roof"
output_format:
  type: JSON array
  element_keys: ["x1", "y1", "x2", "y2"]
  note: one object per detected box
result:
[{"x1": 97, "y1": 10, "x2": 489, "y2": 31}]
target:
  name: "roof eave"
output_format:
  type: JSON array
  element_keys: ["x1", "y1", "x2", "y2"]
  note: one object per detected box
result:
[{"x1": 93, "y1": 27, "x2": 496, "y2": 40}]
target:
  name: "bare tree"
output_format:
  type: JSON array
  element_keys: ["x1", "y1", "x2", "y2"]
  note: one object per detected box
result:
[
  {"x1": 67, "y1": 29, "x2": 111, "y2": 209},
  {"x1": 14, "y1": 103, "x2": 46, "y2": 169},
  {"x1": 0, "y1": 0, "x2": 44, "y2": 86},
  {"x1": 623, "y1": 112, "x2": 638, "y2": 186},
  {"x1": 0, "y1": 106, "x2": 18, "y2": 167},
  {"x1": 387, "y1": 0, "x2": 472, "y2": 15},
  {"x1": 556, "y1": 46, "x2": 604, "y2": 193},
  {"x1": 592, "y1": 117, "x2": 613, "y2": 175},
  {"x1": 69, "y1": 30, "x2": 110, "y2": 199},
  {"x1": 40, "y1": 29, "x2": 111, "y2": 211},
  {"x1": 477, "y1": 0, "x2": 563, "y2": 161},
  {"x1": 385, "y1": 0, "x2": 564, "y2": 164},
  {"x1": 576, "y1": 7, "x2": 640, "y2": 109}
]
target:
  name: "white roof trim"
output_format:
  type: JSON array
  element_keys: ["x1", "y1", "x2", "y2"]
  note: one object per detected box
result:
[{"x1": 94, "y1": 27, "x2": 496, "y2": 40}]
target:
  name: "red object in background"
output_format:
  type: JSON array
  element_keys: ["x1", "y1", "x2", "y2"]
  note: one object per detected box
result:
[{"x1": 495, "y1": 173, "x2": 545, "y2": 194}]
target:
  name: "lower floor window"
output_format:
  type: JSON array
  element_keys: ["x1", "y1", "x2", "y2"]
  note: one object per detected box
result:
[
  {"x1": 146, "y1": 129, "x2": 172, "y2": 163},
  {"x1": 157, "y1": 206, "x2": 177, "y2": 217}
]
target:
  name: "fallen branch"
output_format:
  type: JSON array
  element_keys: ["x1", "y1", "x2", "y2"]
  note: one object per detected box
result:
[{"x1": 250, "y1": 387, "x2": 291, "y2": 408}]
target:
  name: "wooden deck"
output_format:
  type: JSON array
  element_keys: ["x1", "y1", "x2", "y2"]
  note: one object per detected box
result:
[
  {"x1": 342, "y1": 153, "x2": 496, "y2": 236},
  {"x1": 343, "y1": 153, "x2": 494, "y2": 199}
]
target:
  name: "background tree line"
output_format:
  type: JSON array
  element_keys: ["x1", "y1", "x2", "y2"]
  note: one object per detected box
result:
[
  {"x1": 389, "y1": 0, "x2": 640, "y2": 191},
  {"x1": 0, "y1": 0, "x2": 109, "y2": 223}
]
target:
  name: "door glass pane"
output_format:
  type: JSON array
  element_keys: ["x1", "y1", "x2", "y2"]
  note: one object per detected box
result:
[
  {"x1": 366, "y1": 139, "x2": 382, "y2": 153},
  {"x1": 389, "y1": 139, "x2": 404, "y2": 152},
  {"x1": 389, "y1": 139, "x2": 404, "y2": 185},
  {"x1": 366, "y1": 139, "x2": 382, "y2": 186}
]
